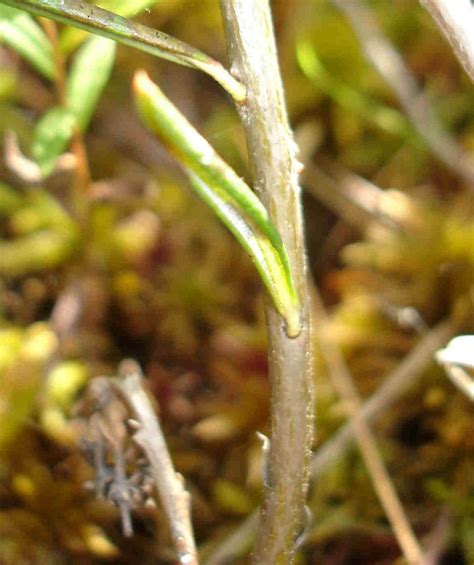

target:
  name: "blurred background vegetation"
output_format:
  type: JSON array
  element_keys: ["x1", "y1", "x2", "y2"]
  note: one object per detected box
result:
[{"x1": 0, "y1": 0, "x2": 473, "y2": 563}]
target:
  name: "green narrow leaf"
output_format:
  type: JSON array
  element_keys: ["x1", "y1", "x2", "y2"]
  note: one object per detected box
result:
[
  {"x1": 31, "y1": 35, "x2": 116, "y2": 175},
  {"x1": 0, "y1": 3, "x2": 54, "y2": 79},
  {"x1": 0, "y1": 230, "x2": 78, "y2": 276},
  {"x1": 133, "y1": 70, "x2": 300, "y2": 337},
  {"x1": 31, "y1": 106, "x2": 76, "y2": 176},
  {"x1": 188, "y1": 172, "x2": 300, "y2": 336},
  {"x1": 296, "y1": 39, "x2": 410, "y2": 138},
  {"x1": 0, "y1": 0, "x2": 245, "y2": 101},
  {"x1": 66, "y1": 35, "x2": 116, "y2": 131},
  {"x1": 60, "y1": 0, "x2": 160, "y2": 53}
]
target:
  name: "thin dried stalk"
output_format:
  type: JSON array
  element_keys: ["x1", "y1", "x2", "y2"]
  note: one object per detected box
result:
[
  {"x1": 310, "y1": 315, "x2": 460, "y2": 477},
  {"x1": 303, "y1": 161, "x2": 402, "y2": 232},
  {"x1": 116, "y1": 360, "x2": 198, "y2": 565},
  {"x1": 332, "y1": 0, "x2": 474, "y2": 187},
  {"x1": 419, "y1": 0, "x2": 474, "y2": 83},
  {"x1": 422, "y1": 507, "x2": 452, "y2": 565},
  {"x1": 311, "y1": 285, "x2": 424, "y2": 564},
  {"x1": 220, "y1": 1, "x2": 314, "y2": 562}
]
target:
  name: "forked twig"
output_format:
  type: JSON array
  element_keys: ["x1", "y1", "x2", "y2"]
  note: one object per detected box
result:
[
  {"x1": 303, "y1": 160, "x2": 403, "y2": 233},
  {"x1": 422, "y1": 507, "x2": 453, "y2": 565}
]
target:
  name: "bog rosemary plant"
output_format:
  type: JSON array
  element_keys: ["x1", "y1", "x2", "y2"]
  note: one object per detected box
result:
[
  {"x1": 0, "y1": 0, "x2": 299, "y2": 335},
  {"x1": 0, "y1": 0, "x2": 312, "y2": 561}
]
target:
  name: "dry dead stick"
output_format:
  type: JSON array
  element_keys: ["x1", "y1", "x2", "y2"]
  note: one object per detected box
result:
[
  {"x1": 220, "y1": 1, "x2": 314, "y2": 563},
  {"x1": 311, "y1": 286, "x2": 424, "y2": 564},
  {"x1": 303, "y1": 161, "x2": 403, "y2": 233},
  {"x1": 116, "y1": 361, "x2": 198, "y2": 565}
]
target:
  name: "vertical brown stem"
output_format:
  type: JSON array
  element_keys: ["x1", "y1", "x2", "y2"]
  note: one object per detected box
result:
[
  {"x1": 219, "y1": 2, "x2": 314, "y2": 563},
  {"x1": 40, "y1": 18, "x2": 67, "y2": 100}
]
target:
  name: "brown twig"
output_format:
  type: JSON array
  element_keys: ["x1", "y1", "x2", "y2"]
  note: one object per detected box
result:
[
  {"x1": 311, "y1": 284, "x2": 424, "y2": 564},
  {"x1": 115, "y1": 360, "x2": 198, "y2": 565},
  {"x1": 331, "y1": 0, "x2": 474, "y2": 188},
  {"x1": 40, "y1": 19, "x2": 66, "y2": 100},
  {"x1": 219, "y1": 1, "x2": 314, "y2": 562}
]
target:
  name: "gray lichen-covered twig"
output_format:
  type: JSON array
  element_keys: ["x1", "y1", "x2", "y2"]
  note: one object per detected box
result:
[
  {"x1": 82, "y1": 362, "x2": 198, "y2": 564},
  {"x1": 115, "y1": 360, "x2": 198, "y2": 565}
]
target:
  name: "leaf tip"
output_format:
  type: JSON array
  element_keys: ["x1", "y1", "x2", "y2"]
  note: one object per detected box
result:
[
  {"x1": 132, "y1": 69, "x2": 153, "y2": 96},
  {"x1": 285, "y1": 307, "x2": 302, "y2": 339}
]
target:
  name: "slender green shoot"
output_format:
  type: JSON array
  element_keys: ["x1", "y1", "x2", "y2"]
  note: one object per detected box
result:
[
  {"x1": 296, "y1": 39, "x2": 411, "y2": 138},
  {"x1": 133, "y1": 70, "x2": 300, "y2": 337},
  {"x1": 0, "y1": 3, "x2": 54, "y2": 78}
]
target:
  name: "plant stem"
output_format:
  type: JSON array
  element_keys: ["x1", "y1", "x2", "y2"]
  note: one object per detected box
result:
[
  {"x1": 219, "y1": 2, "x2": 314, "y2": 563},
  {"x1": 0, "y1": 0, "x2": 246, "y2": 101},
  {"x1": 204, "y1": 313, "x2": 460, "y2": 564},
  {"x1": 40, "y1": 19, "x2": 66, "y2": 99}
]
